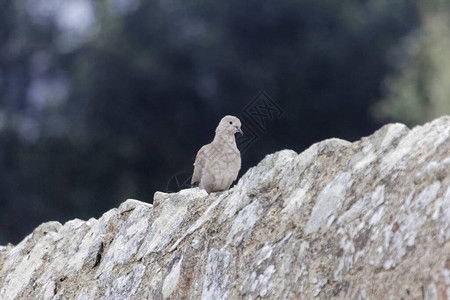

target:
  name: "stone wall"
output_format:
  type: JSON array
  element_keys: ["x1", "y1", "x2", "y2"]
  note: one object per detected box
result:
[{"x1": 1, "y1": 116, "x2": 449, "y2": 299}]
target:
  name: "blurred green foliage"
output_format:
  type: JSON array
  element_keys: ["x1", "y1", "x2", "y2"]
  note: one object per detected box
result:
[
  {"x1": 0, "y1": 0, "x2": 443, "y2": 244},
  {"x1": 372, "y1": 0, "x2": 450, "y2": 126}
]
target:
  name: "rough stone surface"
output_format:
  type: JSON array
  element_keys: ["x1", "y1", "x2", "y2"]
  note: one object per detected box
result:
[{"x1": 1, "y1": 116, "x2": 450, "y2": 299}]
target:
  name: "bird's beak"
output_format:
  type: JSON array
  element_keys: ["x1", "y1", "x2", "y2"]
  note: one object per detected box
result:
[{"x1": 237, "y1": 126, "x2": 243, "y2": 135}]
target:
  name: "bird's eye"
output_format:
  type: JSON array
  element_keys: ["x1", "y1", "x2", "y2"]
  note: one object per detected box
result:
[{"x1": 229, "y1": 121, "x2": 233, "y2": 124}]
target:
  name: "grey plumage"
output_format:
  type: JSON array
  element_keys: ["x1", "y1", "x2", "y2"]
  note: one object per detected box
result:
[{"x1": 191, "y1": 115, "x2": 243, "y2": 193}]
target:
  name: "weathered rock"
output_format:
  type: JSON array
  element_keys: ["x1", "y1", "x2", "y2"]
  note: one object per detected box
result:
[{"x1": 1, "y1": 116, "x2": 450, "y2": 299}]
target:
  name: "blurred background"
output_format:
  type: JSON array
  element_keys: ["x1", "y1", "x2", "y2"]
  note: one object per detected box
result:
[{"x1": 1, "y1": 0, "x2": 449, "y2": 244}]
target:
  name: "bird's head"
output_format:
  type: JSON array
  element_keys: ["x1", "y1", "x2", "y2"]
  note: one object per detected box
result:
[{"x1": 216, "y1": 115, "x2": 243, "y2": 136}]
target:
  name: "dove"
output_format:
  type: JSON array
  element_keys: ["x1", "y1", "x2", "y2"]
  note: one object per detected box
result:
[{"x1": 191, "y1": 115, "x2": 243, "y2": 193}]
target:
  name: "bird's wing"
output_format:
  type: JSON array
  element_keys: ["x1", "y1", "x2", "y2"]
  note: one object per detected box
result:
[{"x1": 191, "y1": 144, "x2": 208, "y2": 186}]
